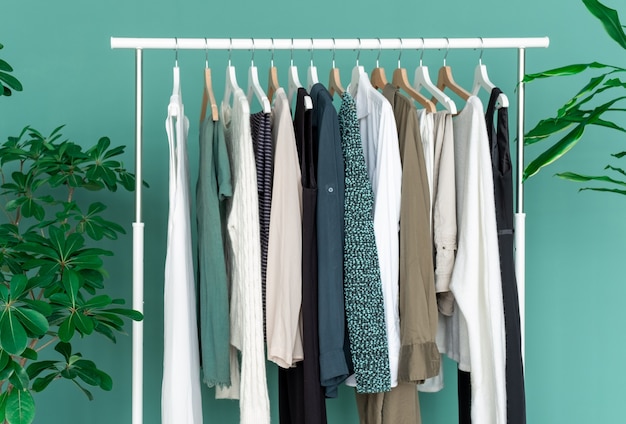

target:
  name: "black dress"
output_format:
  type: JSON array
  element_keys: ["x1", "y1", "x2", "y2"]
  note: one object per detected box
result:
[
  {"x1": 486, "y1": 88, "x2": 526, "y2": 424},
  {"x1": 278, "y1": 88, "x2": 327, "y2": 424}
]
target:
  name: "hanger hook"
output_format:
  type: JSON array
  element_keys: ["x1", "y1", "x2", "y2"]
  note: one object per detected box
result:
[
  {"x1": 204, "y1": 38, "x2": 209, "y2": 68},
  {"x1": 443, "y1": 37, "x2": 450, "y2": 66},
  {"x1": 397, "y1": 37, "x2": 403, "y2": 68},
  {"x1": 291, "y1": 38, "x2": 294, "y2": 66},
  {"x1": 270, "y1": 38, "x2": 275, "y2": 67},
  {"x1": 310, "y1": 38, "x2": 315, "y2": 67},
  {"x1": 332, "y1": 37, "x2": 337, "y2": 68},
  {"x1": 479, "y1": 37, "x2": 484, "y2": 65},
  {"x1": 420, "y1": 37, "x2": 425, "y2": 66},
  {"x1": 251, "y1": 37, "x2": 255, "y2": 66},
  {"x1": 228, "y1": 37, "x2": 232, "y2": 66},
  {"x1": 376, "y1": 38, "x2": 382, "y2": 67},
  {"x1": 356, "y1": 37, "x2": 362, "y2": 66},
  {"x1": 174, "y1": 37, "x2": 179, "y2": 67}
]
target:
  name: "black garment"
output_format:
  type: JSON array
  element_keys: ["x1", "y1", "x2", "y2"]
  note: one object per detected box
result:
[
  {"x1": 250, "y1": 111, "x2": 273, "y2": 338},
  {"x1": 279, "y1": 88, "x2": 327, "y2": 424},
  {"x1": 487, "y1": 88, "x2": 527, "y2": 424},
  {"x1": 457, "y1": 369, "x2": 472, "y2": 424}
]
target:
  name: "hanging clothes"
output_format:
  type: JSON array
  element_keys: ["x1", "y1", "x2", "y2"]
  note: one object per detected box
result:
[
  {"x1": 486, "y1": 88, "x2": 526, "y2": 424},
  {"x1": 382, "y1": 84, "x2": 440, "y2": 384},
  {"x1": 442, "y1": 96, "x2": 506, "y2": 424},
  {"x1": 162, "y1": 77, "x2": 203, "y2": 424},
  {"x1": 266, "y1": 87, "x2": 304, "y2": 369},
  {"x1": 216, "y1": 87, "x2": 270, "y2": 424},
  {"x1": 418, "y1": 111, "x2": 457, "y2": 394},
  {"x1": 310, "y1": 82, "x2": 348, "y2": 399},
  {"x1": 338, "y1": 90, "x2": 390, "y2": 395},
  {"x1": 345, "y1": 70, "x2": 399, "y2": 391},
  {"x1": 196, "y1": 116, "x2": 232, "y2": 389},
  {"x1": 278, "y1": 87, "x2": 327, "y2": 424},
  {"x1": 355, "y1": 382, "x2": 422, "y2": 424},
  {"x1": 250, "y1": 110, "x2": 273, "y2": 336}
]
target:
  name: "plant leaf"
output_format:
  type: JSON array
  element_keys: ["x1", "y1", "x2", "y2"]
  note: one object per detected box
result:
[
  {"x1": 605, "y1": 164, "x2": 626, "y2": 177},
  {"x1": 5, "y1": 389, "x2": 35, "y2": 424},
  {"x1": 556, "y1": 171, "x2": 626, "y2": 186},
  {"x1": 557, "y1": 74, "x2": 607, "y2": 118},
  {"x1": 58, "y1": 315, "x2": 75, "y2": 342},
  {"x1": 62, "y1": 268, "x2": 80, "y2": 307},
  {"x1": 583, "y1": 0, "x2": 626, "y2": 49},
  {"x1": 26, "y1": 360, "x2": 59, "y2": 379},
  {"x1": 104, "y1": 308, "x2": 144, "y2": 321},
  {"x1": 19, "y1": 348, "x2": 37, "y2": 361},
  {"x1": 0, "y1": 391, "x2": 6, "y2": 423},
  {"x1": 0, "y1": 310, "x2": 28, "y2": 355},
  {"x1": 522, "y1": 62, "x2": 625, "y2": 83},
  {"x1": 0, "y1": 71, "x2": 23, "y2": 92},
  {"x1": 9, "y1": 361, "x2": 30, "y2": 390},
  {"x1": 32, "y1": 373, "x2": 58, "y2": 392},
  {"x1": 10, "y1": 274, "x2": 28, "y2": 300},
  {"x1": 54, "y1": 342, "x2": 72, "y2": 362},
  {"x1": 524, "y1": 125, "x2": 586, "y2": 180},
  {"x1": 579, "y1": 186, "x2": 626, "y2": 195},
  {"x1": 71, "y1": 380, "x2": 94, "y2": 401},
  {"x1": 14, "y1": 308, "x2": 49, "y2": 336}
]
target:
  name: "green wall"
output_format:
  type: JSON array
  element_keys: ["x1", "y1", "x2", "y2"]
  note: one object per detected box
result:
[{"x1": 2, "y1": 0, "x2": 624, "y2": 422}]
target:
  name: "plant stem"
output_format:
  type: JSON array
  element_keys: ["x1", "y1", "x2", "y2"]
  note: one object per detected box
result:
[{"x1": 35, "y1": 336, "x2": 58, "y2": 353}]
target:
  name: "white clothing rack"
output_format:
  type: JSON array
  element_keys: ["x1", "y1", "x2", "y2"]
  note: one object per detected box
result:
[{"x1": 110, "y1": 36, "x2": 549, "y2": 424}]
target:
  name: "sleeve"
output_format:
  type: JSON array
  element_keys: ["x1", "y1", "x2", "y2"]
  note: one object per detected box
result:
[
  {"x1": 433, "y1": 114, "x2": 457, "y2": 315},
  {"x1": 373, "y1": 102, "x2": 403, "y2": 384}
]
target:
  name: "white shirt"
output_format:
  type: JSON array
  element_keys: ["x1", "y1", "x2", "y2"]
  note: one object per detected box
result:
[
  {"x1": 443, "y1": 96, "x2": 506, "y2": 424},
  {"x1": 345, "y1": 69, "x2": 402, "y2": 388},
  {"x1": 162, "y1": 85, "x2": 203, "y2": 424},
  {"x1": 216, "y1": 87, "x2": 270, "y2": 424}
]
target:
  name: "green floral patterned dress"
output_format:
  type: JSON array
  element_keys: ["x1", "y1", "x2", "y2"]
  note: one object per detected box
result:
[{"x1": 338, "y1": 92, "x2": 391, "y2": 393}]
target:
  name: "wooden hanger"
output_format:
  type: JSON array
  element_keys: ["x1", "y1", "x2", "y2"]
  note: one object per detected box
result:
[
  {"x1": 246, "y1": 39, "x2": 271, "y2": 113},
  {"x1": 200, "y1": 40, "x2": 218, "y2": 122},
  {"x1": 393, "y1": 39, "x2": 436, "y2": 112},
  {"x1": 267, "y1": 39, "x2": 280, "y2": 103},
  {"x1": 434, "y1": 39, "x2": 470, "y2": 104},
  {"x1": 328, "y1": 38, "x2": 344, "y2": 97},
  {"x1": 370, "y1": 38, "x2": 389, "y2": 90},
  {"x1": 436, "y1": 65, "x2": 471, "y2": 101}
]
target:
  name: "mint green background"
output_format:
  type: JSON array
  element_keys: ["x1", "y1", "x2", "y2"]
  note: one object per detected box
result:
[{"x1": 2, "y1": 0, "x2": 625, "y2": 423}]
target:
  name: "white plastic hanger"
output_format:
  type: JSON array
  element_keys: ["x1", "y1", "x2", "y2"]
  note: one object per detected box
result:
[
  {"x1": 348, "y1": 38, "x2": 365, "y2": 97},
  {"x1": 287, "y1": 38, "x2": 312, "y2": 110},
  {"x1": 223, "y1": 38, "x2": 240, "y2": 108},
  {"x1": 172, "y1": 38, "x2": 180, "y2": 98},
  {"x1": 306, "y1": 38, "x2": 319, "y2": 90},
  {"x1": 246, "y1": 38, "x2": 271, "y2": 113},
  {"x1": 200, "y1": 38, "x2": 218, "y2": 122},
  {"x1": 471, "y1": 38, "x2": 509, "y2": 108},
  {"x1": 168, "y1": 38, "x2": 183, "y2": 120},
  {"x1": 328, "y1": 38, "x2": 345, "y2": 98},
  {"x1": 413, "y1": 38, "x2": 457, "y2": 114}
]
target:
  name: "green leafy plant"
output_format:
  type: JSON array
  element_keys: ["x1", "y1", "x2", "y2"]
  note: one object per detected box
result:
[
  {"x1": 0, "y1": 46, "x2": 142, "y2": 424},
  {"x1": 0, "y1": 44, "x2": 22, "y2": 97},
  {"x1": 523, "y1": 0, "x2": 626, "y2": 196}
]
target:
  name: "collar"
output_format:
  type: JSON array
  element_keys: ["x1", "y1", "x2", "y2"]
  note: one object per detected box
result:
[{"x1": 347, "y1": 69, "x2": 373, "y2": 120}]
